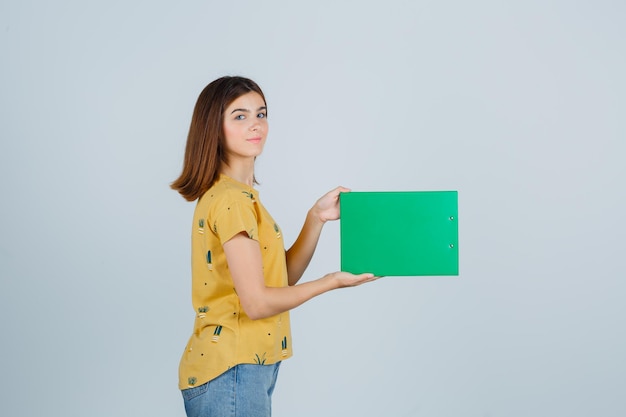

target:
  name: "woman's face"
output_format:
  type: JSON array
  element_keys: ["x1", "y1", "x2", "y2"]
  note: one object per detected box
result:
[{"x1": 222, "y1": 91, "x2": 268, "y2": 160}]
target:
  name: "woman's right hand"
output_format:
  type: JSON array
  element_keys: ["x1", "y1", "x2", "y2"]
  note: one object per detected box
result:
[{"x1": 325, "y1": 271, "x2": 379, "y2": 288}]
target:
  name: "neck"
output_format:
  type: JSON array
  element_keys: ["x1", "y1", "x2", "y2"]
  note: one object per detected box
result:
[{"x1": 221, "y1": 158, "x2": 255, "y2": 187}]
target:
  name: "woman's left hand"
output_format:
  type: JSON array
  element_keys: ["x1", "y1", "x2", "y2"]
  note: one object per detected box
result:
[{"x1": 312, "y1": 186, "x2": 351, "y2": 223}]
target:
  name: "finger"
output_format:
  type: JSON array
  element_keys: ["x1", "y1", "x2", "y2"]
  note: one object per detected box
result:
[
  {"x1": 355, "y1": 275, "x2": 378, "y2": 286},
  {"x1": 363, "y1": 273, "x2": 380, "y2": 283},
  {"x1": 358, "y1": 273, "x2": 376, "y2": 282}
]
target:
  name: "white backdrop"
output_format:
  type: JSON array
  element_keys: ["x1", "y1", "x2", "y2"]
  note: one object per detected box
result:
[{"x1": 1, "y1": 1, "x2": 625, "y2": 416}]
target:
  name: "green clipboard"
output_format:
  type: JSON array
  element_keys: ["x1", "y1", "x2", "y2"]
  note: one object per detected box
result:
[{"x1": 340, "y1": 191, "x2": 459, "y2": 276}]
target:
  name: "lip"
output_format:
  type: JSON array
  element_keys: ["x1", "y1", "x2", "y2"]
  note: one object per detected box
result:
[{"x1": 247, "y1": 137, "x2": 263, "y2": 144}]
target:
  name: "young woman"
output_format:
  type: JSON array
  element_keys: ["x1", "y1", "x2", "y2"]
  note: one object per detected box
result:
[{"x1": 171, "y1": 76, "x2": 376, "y2": 417}]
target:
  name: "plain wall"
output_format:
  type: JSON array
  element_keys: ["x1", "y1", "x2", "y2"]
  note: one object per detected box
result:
[{"x1": 1, "y1": 1, "x2": 624, "y2": 416}]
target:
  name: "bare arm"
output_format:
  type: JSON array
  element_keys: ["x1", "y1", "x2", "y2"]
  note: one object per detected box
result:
[
  {"x1": 224, "y1": 232, "x2": 376, "y2": 320},
  {"x1": 285, "y1": 186, "x2": 348, "y2": 285}
]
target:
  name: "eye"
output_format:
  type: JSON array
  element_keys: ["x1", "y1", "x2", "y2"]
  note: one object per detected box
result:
[
  {"x1": 234, "y1": 114, "x2": 246, "y2": 120},
  {"x1": 257, "y1": 112, "x2": 267, "y2": 119}
]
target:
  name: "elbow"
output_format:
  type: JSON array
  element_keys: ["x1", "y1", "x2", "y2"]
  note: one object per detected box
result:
[
  {"x1": 286, "y1": 271, "x2": 301, "y2": 287},
  {"x1": 246, "y1": 311, "x2": 264, "y2": 321},
  {"x1": 243, "y1": 306, "x2": 263, "y2": 321},
  {"x1": 240, "y1": 298, "x2": 269, "y2": 321}
]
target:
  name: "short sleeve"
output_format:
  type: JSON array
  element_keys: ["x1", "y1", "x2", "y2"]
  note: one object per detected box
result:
[{"x1": 213, "y1": 201, "x2": 258, "y2": 244}]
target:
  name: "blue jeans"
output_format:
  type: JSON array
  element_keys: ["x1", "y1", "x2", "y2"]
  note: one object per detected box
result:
[{"x1": 181, "y1": 362, "x2": 281, "y2": 417}]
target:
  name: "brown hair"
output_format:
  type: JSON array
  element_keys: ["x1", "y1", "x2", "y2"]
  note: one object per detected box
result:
[{"x1": 171, "y1": 76, "x2": 266, "y2": 201}]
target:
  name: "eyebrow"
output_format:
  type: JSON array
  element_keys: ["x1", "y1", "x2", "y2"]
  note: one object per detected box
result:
[{"x1": 230, "y1": 106, "x2": 267, "y2": 115}]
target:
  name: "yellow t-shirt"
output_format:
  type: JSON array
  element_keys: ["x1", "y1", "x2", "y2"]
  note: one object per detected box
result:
[{"x1": 179, "y1": 174, "x2": 293, "y2": 390}]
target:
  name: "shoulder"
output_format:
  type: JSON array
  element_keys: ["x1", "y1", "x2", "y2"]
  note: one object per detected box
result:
[
  {"x1": 199, "y1": 177, "x2": 257, "y2": 215},
  {"x1": 209, "y1": 178, "x2": 255, "y2": 204}
]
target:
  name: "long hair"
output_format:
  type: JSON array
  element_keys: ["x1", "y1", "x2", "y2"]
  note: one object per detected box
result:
[{"x1": 171, "y1": 76, "x2": 266, "y2": 201}]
